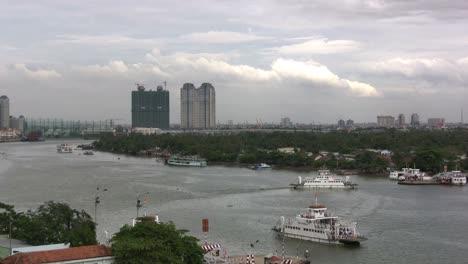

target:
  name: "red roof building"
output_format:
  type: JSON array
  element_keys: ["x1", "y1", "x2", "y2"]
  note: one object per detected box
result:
[{"x1": 0, "y1": 245, "x2": 113, "y2": 264}]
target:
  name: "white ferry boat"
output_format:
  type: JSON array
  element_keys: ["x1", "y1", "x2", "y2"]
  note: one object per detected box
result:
[
  {"x1": 433, "y1": 170, "x2": 467, "y2": 186},
  {"x1": 290, "y1": 170, "x2": 357, "y2": 189},
  {"x1": 166, "y1": 156, "x2": 207, "y2": 167},
  {"x1": 272, "y1": 203, "x2": 367, "y2": 245},
  {"x1": 390, "y1": 168, "x2": 428, "y2": 180},
  {"x1": 389, "y1": 167, "x2": 411, "y2": 180},
  {"x1": 57, "y1": 144, "x2": 73, "y2": 153}
]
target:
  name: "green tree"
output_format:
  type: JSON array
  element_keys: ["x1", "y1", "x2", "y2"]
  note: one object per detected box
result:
[
  {"x1": 15, "y1": 201, "x2": 97, "y2": 246},
  {"x1": 111, "y1": 221, "x2": 203, "y2": 264}
]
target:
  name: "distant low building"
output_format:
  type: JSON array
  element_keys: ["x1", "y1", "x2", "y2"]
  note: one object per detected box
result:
[
  {"x1": 427, "y1": 118, "x2": 445, "y2": 128},
  {"x1": 277, "y1": 147, "x2": 297, "y2": 154},
  {"x1": 377, "y1": 116, "x2": 395, "y2": 127},
  {"x1": 132, "y1": 127, "x2": 163, "y2": 135}
]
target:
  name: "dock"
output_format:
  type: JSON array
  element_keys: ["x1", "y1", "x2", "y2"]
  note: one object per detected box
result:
[
  {"x1": 397, "y1": 180, "x2": 440, "y2": 185},
  {"x1": 226, "y1": 255, "x2": 305, "y2": 264}
]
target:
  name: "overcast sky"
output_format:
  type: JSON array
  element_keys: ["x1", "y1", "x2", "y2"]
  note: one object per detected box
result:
[{"x1": 1, "y1": 0, "x2": 467, "y2": 124}]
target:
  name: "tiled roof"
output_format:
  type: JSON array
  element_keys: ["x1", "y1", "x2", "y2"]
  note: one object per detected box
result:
[{"x1": 0, "y1": 244, "x2": 112, "y2": 264}]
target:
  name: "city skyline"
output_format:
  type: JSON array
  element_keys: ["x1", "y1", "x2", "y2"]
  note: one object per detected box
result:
[{"x1": 0, "y1": 1, "x2": 467, "y2": 123}]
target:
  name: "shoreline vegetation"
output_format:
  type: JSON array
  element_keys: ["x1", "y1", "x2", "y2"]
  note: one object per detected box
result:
[{"x1": 94, "y1": 129, "x2": 468, "y2": 174}]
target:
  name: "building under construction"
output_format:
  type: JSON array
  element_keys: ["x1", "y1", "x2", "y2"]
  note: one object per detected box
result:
[{"x1": 131, "y1": 83, "x2": 170, "y2": 129}]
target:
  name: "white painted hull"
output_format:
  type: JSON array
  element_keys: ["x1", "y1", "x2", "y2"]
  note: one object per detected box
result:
[
  {"x1": 167, "y1": 160, "x2": 207, "y2": 167},
  {"x1": 301, "y1": 184, "x2": 348, "y2": 188},
  {"x1": 281, "y1": 232, "x2": 339, "y2": 244}
]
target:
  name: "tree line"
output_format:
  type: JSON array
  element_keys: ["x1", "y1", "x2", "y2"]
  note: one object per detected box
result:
[
  {"x1": 94, "y1": 128, "x2": 468, "y2": 174},
  {"x1": 0, "y1": 201, "x2": 204, "y2": 263}
]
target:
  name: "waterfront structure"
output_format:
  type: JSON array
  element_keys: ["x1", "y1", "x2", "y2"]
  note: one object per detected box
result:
[
  {"x1": 377, "y1": 115, "x2": 395, "y2": 127},
  {"x1": 131, "y1": 84, "x2": 169, "y2": 129},
  {"x1": 427, "y1": 118, "x2": 445, "y2": 128},
  {"x1": 410, "y1": 113, "x2": 420, "y2": 127},
  {"x1": 180, "y1": 83, "x2": 216, "y2": 129},
  {"x1": 397, "y1": 114, "x2": 405, "y2": 127},
  {"x1": 281, "y1": 117, "x2": 293, "y2": 128},
  {"x1": 0, "y1": 95, "x2": 10, "y2": 129}
]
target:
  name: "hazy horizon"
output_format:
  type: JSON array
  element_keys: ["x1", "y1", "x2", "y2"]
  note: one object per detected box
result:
[{"x1": 1, "y1": 1, "x2": 467, "y2": 124}]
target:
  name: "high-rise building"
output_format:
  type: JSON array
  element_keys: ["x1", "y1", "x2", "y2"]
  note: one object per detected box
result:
[
  {"x1": 377, "y1": 115, "x2": 395, "y2": 127},
  {"x1": 180, "y1": 83, "x2": 216, "y2": 129},
  {"x1": 397, "y1": 114, "x2": 406, "y2": 127},
  {"x1": 131, "y1": 84, "x2": 169, "y2": 129},
  {"x1": 281, "y1": 117, "x2": 293, "y2": 128},
  {"x1": 346, "y1": 119, "x2": 354, "y2": 128},
  {"x1": 410, "y1": 113, "x2": 420, "y2": 126},
  {"x1": 337, "y1": 119, "x2": 345, "y2": 128},
  {"x1": 10, "y1": 115, "x2": 25, "y2": 132},
  {"x1": 0, "y1": 95, "x2": 10, "y2": 129},
  {"x1": 198, "y1": 83, "x2": 216, "y2": 129}
]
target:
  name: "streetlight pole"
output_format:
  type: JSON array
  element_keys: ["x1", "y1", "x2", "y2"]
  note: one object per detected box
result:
[
  {"x1": 136, "y1": 192, "x2": 149, "y2": 218},
  {"x1": 9, "y1": 219, "x2": 12, "y2": 256},
  {"x1": 94, "y1": 187, "x2": 108, "y2": 226}
]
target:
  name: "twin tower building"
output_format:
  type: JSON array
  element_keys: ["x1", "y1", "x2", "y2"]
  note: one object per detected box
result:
[{"x1": 131, "y1": 83, "x2": 216, "y2": 129}]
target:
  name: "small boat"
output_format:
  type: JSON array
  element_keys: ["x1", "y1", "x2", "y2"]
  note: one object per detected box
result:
[
  {"x1": 57, "y1": 144, "x2": 73, "y2": 153},
  {"x1": 166, "y1": 156, "x2": 207, "y2": 167},
  {"x1": 290, "y1": 170, "x2": 358, "y2": 189},
  {"x1": 251, "y1": 163, "x2": 271, "y2": 170},
  {"x1": 272, "y1": 201, "x2": 367, "y2": 245},
  {"x1": 83, "y1": 151, "x2": 94, "y2": 155}
]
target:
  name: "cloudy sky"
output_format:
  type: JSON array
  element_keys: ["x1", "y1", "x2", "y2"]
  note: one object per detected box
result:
[{"x1": 1, "y1": 0, "x2": 467, "y2": 124}]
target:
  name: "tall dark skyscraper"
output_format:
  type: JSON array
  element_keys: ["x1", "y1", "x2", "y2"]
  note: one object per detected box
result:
[{"x1": 131, "y1": 84, "x2": 169, "y2": 129}]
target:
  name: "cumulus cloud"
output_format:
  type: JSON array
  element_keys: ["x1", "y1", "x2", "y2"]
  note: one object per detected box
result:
[
  {"x1": 12, "y1": 64, "x2": 61, "y2": 80},
  {"x1": 271, "y1": 38, "x2": 361, "y2": 55},
  {"x1": 76, "y1": 51, "x2": 379, "y2": 97},
  {"x1": 363, "y1": 57, "x2": 466, "y2": 83},
  {"x1": 180, "y1": 31, "x2": 271, "y2": 44}
]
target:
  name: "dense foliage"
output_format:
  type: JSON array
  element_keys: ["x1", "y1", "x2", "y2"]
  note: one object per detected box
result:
[
  {"x1": 0, "y1": 201, "x2": 97, "y2": 247},
  {"x1": 111, "y1": 221, "x2": 203, "y2": 264},
  {"x1": 95, "y1": 129, "x2": 468, "y2": 173}
]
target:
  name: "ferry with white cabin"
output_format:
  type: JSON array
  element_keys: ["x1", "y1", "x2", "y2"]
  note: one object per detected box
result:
[
  {"x1": 272, "y1": 202, "x2": 367, "y2": 245},
  {"x1": 390, "y1": 167, "x2": 426, "y2": 180},
  {"x1": 57, "y1": 144, "x2": 73, "y2": 153},
  {"x1": 389, "y1": 167, "x2": 411, "y2": 180},
  {"x1": 433, "y1": 170, "x2": 467, "y2": 186},
  {"x1": 290, "y1": 170, "x2": 358, "y2": 189},
  {"x1": 165, "y1": 156, "x2": 207, "y2": 167}
]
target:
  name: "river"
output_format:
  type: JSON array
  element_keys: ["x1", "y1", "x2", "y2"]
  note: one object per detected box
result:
[{"x1": 0, "y1": 140, "x2": 467, "y2": 264}]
